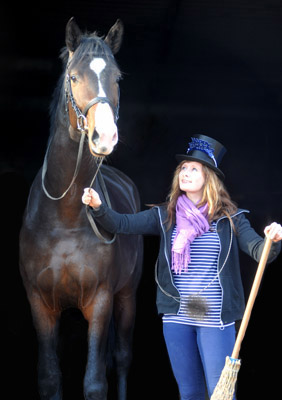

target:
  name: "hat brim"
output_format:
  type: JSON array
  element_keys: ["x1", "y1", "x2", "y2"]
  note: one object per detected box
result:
[{"x1": 175, "y1": 154, "x2": 225, "y2": 180}]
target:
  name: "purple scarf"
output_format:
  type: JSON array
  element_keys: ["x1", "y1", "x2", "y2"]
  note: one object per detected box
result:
[{"x1": 172, "y1": 195, "x2": 210, "y2": 274}]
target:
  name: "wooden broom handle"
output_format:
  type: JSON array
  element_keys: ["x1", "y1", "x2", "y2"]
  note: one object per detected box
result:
[{"x1": 231, "y1": 237, "x2": 273, "y2": 359}]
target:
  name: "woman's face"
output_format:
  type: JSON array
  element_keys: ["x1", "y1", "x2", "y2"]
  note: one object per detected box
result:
[{"x1": 178, "y1": 161, "x2": 205, "y2": 202}]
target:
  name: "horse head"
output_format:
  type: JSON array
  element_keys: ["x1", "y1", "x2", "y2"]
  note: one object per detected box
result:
[{"x1": 64, "y1": 18, "x2": 123, "y2": 156}]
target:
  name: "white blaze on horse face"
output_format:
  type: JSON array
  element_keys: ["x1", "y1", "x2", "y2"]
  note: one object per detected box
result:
[
  {"x1": 89, "y1": 57, "x2": 118, "y2": 155},
  {"x1": 90, "y1": 58, "x2": 107, "y2": 97}
]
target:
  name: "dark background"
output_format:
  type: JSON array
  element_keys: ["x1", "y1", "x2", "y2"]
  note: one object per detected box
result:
[{"x1": 3, "y1": 1, "x2": 282, "y2": 399}]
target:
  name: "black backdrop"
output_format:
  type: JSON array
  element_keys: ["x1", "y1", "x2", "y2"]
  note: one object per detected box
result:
[{"x1": 3, "y1": 1, "x2": 282, "y2": 399}]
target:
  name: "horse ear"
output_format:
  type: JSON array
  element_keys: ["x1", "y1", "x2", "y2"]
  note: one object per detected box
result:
[
  {"x1": 104, "y1": 19, "x2": 124, "y2": 54},
  {"x1": 65, "y1": 17, "x2": 82, "y2": 52}
]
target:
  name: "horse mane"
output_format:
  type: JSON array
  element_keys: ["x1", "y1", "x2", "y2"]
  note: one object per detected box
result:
[{"x1": 48, "y1": 73, "x2": 66, "y2": 141}]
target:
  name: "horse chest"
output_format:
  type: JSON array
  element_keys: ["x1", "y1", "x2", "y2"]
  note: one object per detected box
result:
[
  {"x1": 36, "y1": 261, "x2": 101, "y2": 310},
  {"x1": 24, "y1": 231, "x2": 115, "y2": 310}
]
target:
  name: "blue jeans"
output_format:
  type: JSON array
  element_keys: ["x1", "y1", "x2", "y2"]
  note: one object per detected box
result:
[{"x1": 163, "y1": 323, "x2": 236, "y2": 400}]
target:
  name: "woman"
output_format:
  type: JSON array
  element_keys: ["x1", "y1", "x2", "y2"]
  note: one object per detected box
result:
[{"x1": 82, "y1": 134, "x2": 282, "y2": 400}]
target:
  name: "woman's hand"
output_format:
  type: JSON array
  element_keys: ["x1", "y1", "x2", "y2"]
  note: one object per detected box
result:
[
  {"x1": 264, "y1": 222, "x2": 282, "y2": 243},
  {"x1": 82, "y1": 188, "x2": 102, "y2": 209}
]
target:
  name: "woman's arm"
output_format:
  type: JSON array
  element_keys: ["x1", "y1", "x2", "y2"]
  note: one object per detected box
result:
[
  {"x1": 235, "y1": 213, "x2": 281, "y2": 263},
  {"x1": 82, "y1": 188, "x2": 161, "y2": 236}
]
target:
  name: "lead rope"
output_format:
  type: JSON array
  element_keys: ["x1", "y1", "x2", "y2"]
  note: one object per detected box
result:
[{"x1": 42, "y1": 132, "x2": 86, "y2": 200}]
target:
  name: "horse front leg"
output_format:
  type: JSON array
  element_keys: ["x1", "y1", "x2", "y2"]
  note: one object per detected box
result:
[
  {"x1": 113, "y1": 286, "x2": 137, "y2": 400},
  {"x1": 82, "y1": 288, "x2": 113, "y2": 400},
  {"x1": 29, "y1": 293, "x2": 62, "y2": 400}
]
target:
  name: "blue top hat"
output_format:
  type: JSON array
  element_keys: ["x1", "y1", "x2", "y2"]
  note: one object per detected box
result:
[{"x1": 176, "y1": 134, "x2": 226, "y2": 179}]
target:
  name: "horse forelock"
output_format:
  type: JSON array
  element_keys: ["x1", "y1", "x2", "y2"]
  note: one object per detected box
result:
[{"x1": 60, "y1": 32, "x2": 118, "y2": 70}]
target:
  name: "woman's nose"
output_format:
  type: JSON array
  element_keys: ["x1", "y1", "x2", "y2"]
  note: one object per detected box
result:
[{"x1": 183, "y1": 169, "x2": 191, "y2": 177}]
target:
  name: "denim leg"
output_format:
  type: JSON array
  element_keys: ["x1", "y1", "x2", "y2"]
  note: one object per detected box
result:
[
  {"x1": 163, "y1": 323, "x2": 206, "y2": 400},
  {"x1": 197, "y1": 324, "x2": 236, "y2": 399}
]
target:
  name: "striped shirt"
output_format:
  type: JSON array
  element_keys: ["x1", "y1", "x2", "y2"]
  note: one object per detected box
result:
[{"x1": 163, "y1": 222, "x2": 234, "y2": 328}]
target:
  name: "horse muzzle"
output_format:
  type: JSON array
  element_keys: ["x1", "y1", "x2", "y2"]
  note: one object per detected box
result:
[{"x1": 88, "y1": 102, "x2": 118, "y2": 156}]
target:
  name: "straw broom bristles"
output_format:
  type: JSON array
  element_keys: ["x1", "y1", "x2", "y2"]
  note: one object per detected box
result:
[
  {"x1": 210, "y1": 237, "x2": 273, "y2": 400},
  {"x1": 210, "y1": 357, "x2": 241, "y2": 400}
]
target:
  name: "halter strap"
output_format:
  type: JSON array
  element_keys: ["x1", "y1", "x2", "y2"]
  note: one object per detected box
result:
[
  {"x1": 82, "y1": 96, "x2": 118, "y2": 121},
  {"x1": 65, "y1": 71, "x2": 119, "y2": 133}
]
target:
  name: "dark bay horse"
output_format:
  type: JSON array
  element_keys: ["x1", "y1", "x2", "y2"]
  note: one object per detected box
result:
[{"x1": 19, "y1": 18, "x2": 143, "y2": 400}]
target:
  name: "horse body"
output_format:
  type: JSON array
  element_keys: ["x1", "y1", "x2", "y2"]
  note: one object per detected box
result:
[{"x1": 19, "y1": 19, "x2": 143, "y2": 400}]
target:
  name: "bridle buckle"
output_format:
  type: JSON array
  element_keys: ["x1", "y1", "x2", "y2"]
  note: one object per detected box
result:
[{"x1": 77, "y1": 114, "x2": 88, "y2": 133}]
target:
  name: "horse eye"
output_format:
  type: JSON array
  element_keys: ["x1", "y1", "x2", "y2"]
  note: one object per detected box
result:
[{"x1": 71, "y1": 75, "x2": 78, "y2": 83}]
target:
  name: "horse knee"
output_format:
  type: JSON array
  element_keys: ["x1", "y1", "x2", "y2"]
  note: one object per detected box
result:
[
  {"x1": 84, "y1": 381, "x2": 107, "y2": 400},
  {"x1": 115, "y1": 347, "x2": 132, "y2": 371}
]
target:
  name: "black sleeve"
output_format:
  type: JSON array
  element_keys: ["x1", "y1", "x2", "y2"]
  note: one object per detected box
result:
[
  {"x1": 235, "y1": 213, "x2": 281, "y2": 263},
  {"x1": 90, "y1": 203, "x2": 162, "y2": 236}
]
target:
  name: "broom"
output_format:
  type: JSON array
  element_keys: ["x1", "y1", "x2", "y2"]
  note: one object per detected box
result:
[{"x1": 210, "y1": 236, "x2": 273, "y2": 400}]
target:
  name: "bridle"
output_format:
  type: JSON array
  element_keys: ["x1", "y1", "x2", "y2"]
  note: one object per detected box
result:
[
  {"x1": 65, "y1": 63, "x2": 119, "y2": 133},
  {"x1": 41, "y1": 57, "x2": 120, "y2": 244}
]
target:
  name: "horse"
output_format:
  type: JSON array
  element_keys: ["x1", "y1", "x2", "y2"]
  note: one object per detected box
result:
[{"x1": 19, "y1": 18, "x2": 143, "y2": 400}]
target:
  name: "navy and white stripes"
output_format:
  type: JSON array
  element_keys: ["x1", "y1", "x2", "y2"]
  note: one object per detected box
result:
[{"x1": 163, "y1": 222, "x2": 234, "y2": 328}]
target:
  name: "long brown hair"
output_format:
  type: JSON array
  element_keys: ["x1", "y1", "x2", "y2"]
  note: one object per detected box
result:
[{"x1": 166, "y1": 161, "x2": 237, "y2": 229}]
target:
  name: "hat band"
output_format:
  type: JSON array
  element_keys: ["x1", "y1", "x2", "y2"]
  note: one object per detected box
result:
[{"x1": 187, "y1": 138, "x2": 217, "y2": 167}]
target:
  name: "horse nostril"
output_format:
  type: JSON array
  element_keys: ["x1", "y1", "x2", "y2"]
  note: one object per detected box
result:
[
  {"x1": 112, "y1": 132, "x2": 118, "y2": 143},
  {"x1": 92, "y1": 129, "x2": 99, "y2": 145}
]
